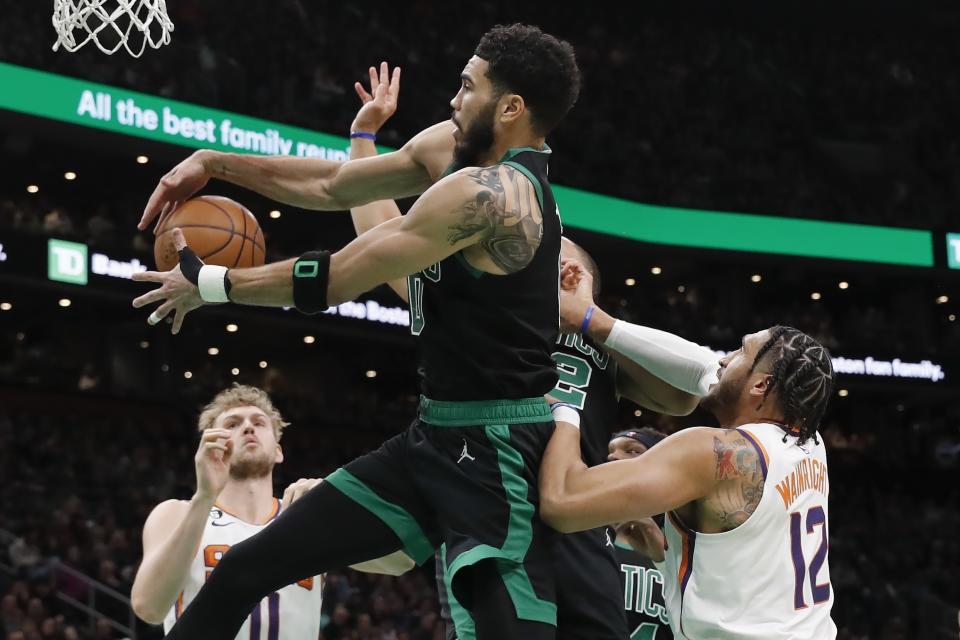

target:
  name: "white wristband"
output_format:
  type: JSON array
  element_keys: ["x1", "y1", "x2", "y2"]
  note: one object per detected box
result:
[
  {"x1": 197, "y1": 265, "x2": 230, "y2": 303},
  {"x1": 551, "y1": 404, "x2": 581, "y2": 430}
]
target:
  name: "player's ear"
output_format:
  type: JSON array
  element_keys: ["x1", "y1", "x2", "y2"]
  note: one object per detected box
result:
[
  {"x1": 499, "y1": 93, "x2": 525, "y2": 125},
  {"x1": 274, "y1": 442, "x2": 284, "y2": 464},
  {"x1": 748, "y1": 373, "x2": 772, "y2": 398}
]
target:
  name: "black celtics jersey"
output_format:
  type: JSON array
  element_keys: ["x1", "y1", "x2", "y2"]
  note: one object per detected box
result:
[
  {"x1": 551, "y1": 333, "x2": 619, "y2": 466},
  {"x1": 615, "y1": 542, "x2": 672, "y2": 639},
  {"x1": 407, "y1": 147, "x2": 561, "y2": 401}
]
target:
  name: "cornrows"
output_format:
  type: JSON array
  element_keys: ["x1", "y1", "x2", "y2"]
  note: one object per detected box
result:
[{"x1": 750, "y1": 326, "x2": 835, "y2": 444}]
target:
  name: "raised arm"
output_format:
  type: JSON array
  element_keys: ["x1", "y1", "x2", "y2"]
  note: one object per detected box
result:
[
  {"x1": 139, "y1": 66, "x2": 454, "y2": 229},
  {"x1": 348, "y1": 63, "x2": 409, "y2": 303},
  {"x1": 131, "y1": 428, "x2": 232, "y2": 623},
  {"x1": 559, "y1": 259, "x2": 713, "y2": 415},
  {"x1": 133, "y1": 164, "x2": 538, "y2": 333}
]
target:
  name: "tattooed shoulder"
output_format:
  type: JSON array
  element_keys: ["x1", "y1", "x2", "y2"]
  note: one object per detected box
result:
[
  {"x1": 446, "y1": 165, "x2": 543, "y2": 274},
  {"x1": 709, "y1": 433, "x2": 765, "y2": 530}
]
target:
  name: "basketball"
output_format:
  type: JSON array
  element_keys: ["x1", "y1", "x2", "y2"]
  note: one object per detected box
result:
[{"x1": 154, "y1": 195, "x2": 266, "y2": 272}]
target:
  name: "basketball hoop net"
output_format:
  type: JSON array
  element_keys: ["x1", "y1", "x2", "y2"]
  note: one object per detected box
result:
[{"x1": 52, "y1": 0, "x2": 174, "y2": 58}]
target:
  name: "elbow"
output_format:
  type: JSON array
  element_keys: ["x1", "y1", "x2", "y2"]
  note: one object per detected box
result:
[
  {"x1": 130, "y1": 590, "x2": 167, "y2": 625},
  {"x1": 659, "y1": 390, "x2": 700, "y2": 417},
  {"x1": 539, "y1": 495, "x2": 579, "y2": 534}
]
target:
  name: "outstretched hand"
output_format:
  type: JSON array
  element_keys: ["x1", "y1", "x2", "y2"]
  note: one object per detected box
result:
[
  {"x1": 131, "y1": 228, "x2": 206, "y2": 334},
  {"x1": 351, "y1": 61, "x2": 401, "y2": 135},
  {"x1": 139, "y1": 153, "x2": 211, "y2": 232}
]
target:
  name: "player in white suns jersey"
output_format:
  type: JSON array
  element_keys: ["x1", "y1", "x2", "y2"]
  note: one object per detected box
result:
[
  {"x1": 540, "y1": 262, "x2": 836, "y2": 640},
  {"x1": 131, "y1": 384, "x2": 413, "y2": 639}
]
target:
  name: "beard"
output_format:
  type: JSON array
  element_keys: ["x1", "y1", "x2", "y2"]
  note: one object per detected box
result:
[
  {"x1": 700, "y1": 375, "x2": 743, "y2": 417},
  {"x1": 448, "y1": 100, "x2": 498, "y2": 173},
  {"x1": 229, "y1": 447, "x2": 273, "y2": 480}
]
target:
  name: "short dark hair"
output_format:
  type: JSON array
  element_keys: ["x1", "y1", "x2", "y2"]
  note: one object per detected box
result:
[
  {"x1": 474, "y1": 24, "x2": 581, "y2": 136},
  {"x1": 750, "y1": 326, "x2": 834, "y2": 444},
  {"x1": 611, "y1": 427, "x2": 667, "y2": 451}
]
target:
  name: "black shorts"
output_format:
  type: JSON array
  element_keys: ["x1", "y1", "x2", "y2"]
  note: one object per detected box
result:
[
  {"x1": 553, "y1": 527, "x2": 628, "y2": 640},
  {"x1": 325, "y1": 396, "x2": 559, "y2": 636},
  {"x1": 442, "y1": 526, "x2": 628, "y2": 640}
]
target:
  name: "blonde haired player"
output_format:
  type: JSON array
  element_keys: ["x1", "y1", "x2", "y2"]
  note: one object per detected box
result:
[{"x1": 131, "y1": 384, "x2": 412, "y2": 637}]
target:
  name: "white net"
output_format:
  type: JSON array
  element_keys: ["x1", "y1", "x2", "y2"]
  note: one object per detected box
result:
[{"x1": 52, "y1": 0, "x2": 174, "y2": 58}]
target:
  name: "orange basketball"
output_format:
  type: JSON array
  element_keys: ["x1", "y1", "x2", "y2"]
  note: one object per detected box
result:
[{"x1": 154, "y1": 196, "x2": 266, "y2": 272}]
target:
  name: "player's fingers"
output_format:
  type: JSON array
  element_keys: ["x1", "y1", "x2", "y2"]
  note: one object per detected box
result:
[
  {"x1": 155, "y1": 200, "x2": 180, "y2": 233},
  {"x1": 131, "y1": 270, "x2": 165, "y2": 283},
  {"x1": 203, "y1": 442, "x2": 228, "y2": 456},
  {"x1": 281, "y1": 485, "x2": 293, "y2": 506},
  {"x1": 379, "y1": 61, "x2": 389, "y2": 87},
  {"x1": 368, "y1": 66, "x2": 379, "y2": 92},
  {"x1": 390, "y1": 66, "x2": 401, "y2": 101},
  {"x1": 140, "y1": 187, "x2": 167, "y2": 230},
  {"x1": 171, "y1": 306, "x2": 188, "y2": 335},
  {"x1": 148, "y1": 299, "x2": 177, "y2": 325},
  {"x1": 201, "y1": 429, "x2": 231, "y2": 442},
  {"x1": 355, "y1": 82, "x2": 372, "y2": 103},
  {"x1": 132, "y1": 287, "x2": 168, "y2": 309},
  {"x1": 172, "y1": 228, "x2": 187, "y2": 251}
]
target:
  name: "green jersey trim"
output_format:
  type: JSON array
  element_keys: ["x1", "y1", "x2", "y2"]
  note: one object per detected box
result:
[
  {"x1": 418, "y1": 395, "x2": 552, "y2": 426},
  {"x1": 454, "y1": 251, "x2": 485, "y2": 278},
  {"x1": 324, "y1": 468, "x2": 434, "y2": 564},
  {"x1": 440, "y1": 544, "x2": 477, "y2": 640},
  {"x1": 499, "y1": 145, "x2": 553, "y2": 161},
  {"x1": 486, "y1": 424, "x2": 558, "y2": 624},
  {"x1": 500, "y1": 160, "x2": 545, "y2": 213}
]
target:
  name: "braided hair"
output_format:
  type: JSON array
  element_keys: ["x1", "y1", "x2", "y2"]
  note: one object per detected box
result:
[{"x1": 749, "y1": 326, "x2": 835, "y2": 444}]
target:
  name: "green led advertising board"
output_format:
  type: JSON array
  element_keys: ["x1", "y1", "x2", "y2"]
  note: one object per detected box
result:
[{"x1": 0, "y1": 62, "x2": 934, "y2": 267}]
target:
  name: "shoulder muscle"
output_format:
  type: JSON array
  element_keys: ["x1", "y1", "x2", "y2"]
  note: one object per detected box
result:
[
  {"x1": 446, "y1": 164, "x2": 543, "y2": 274},
  {"x1": 142, "y1": 499, "x2": 191, "y2": 549},
  {"x1": 705, "y1": 430, "x2": 765, "y2": 530}
]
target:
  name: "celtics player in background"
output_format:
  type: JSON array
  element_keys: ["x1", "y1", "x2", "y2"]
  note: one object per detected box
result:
[
  {"x1": 135, "y1": 25, "x2": 583, "y2": 640},
  {"x1": 345, "y1": 62, "x2": 698, "y2": 640},
  {"x1": 607, "y1": 429, "x2": 673, "y2": 640}
]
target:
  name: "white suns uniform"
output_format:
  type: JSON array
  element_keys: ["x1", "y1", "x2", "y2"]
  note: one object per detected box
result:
[
  {"x1": 657, "y1": 423, "x2": 836, "y2": 639},
  {"x1": 163, "y1": 499, "x2": 323, "y2": 639}
]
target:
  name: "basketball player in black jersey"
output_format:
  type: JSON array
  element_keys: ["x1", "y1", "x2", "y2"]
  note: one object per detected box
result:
[
  {"x1": 607, "y1": 429, "x2": 673, "y2": 640},
  {"x1": 134, "y1": 25, "x2": 581, "y2": 640},
  {"x1": 342, "y1": 67, "x2": 697, "y2": 640}
]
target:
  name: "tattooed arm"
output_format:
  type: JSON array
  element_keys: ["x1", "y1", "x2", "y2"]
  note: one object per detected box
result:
[
  {"x1": 449, "y1": 164, "x2": 543, "y2": 274},
  {"x1": 133, "y1": 166, "x2": 541, "y2": 328},
  {"x1": 698, "y1": 432, "x2": 765, "y2": 532},
  {"x1": 540, "y1": 425, "x2": 765, "y2": 534}
]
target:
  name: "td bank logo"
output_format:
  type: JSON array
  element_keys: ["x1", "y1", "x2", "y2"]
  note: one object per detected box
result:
[
  {"x1": 48, "y1": 239, "x2": 88, "y2": 285},
  {"x1": 948, "y1": 233, "x2": 960, "y2": 270}
]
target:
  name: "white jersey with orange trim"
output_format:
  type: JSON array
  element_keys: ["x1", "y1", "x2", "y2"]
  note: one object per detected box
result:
[
  {"x1": 162, "y1": 499, "x2": 323, "y2": 639},
  {"x1": 656, "y1": 423, "x2": 836, "y2": 639}
]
